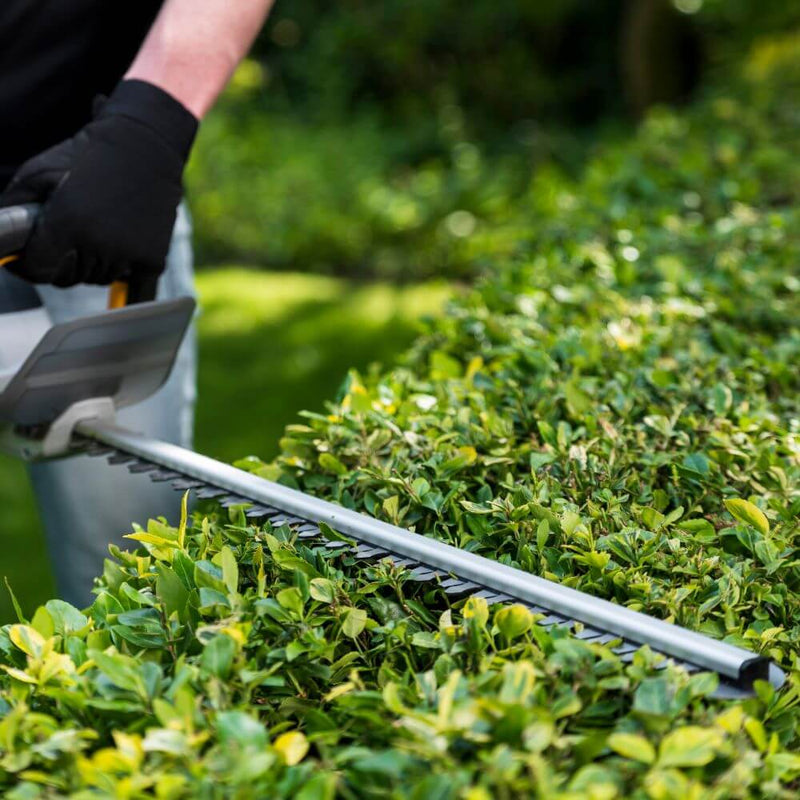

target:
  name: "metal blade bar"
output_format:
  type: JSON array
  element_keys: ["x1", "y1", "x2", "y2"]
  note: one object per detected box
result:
[{"x1": 76, "y1": 420, "x2": 782, "y2": 693}]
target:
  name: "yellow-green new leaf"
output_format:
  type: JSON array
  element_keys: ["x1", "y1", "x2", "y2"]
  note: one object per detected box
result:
[
  {"x1": 495, "y1": 604, "x2": 534, "y2": 640},
  {"x1": 273, "y1": 731, "x2": 309, "y2": 766},
  {"x1": 724, "y1": 498, "x2": 769, "y2": 536},
  {"x1": 657, "y1": 726, "x2": 723, "y2": 768},
  {"x1": 177, "y1": 490, "x2": 189, "y2": 549},
  {"x1": 9, "y1": 625, "x2": 46, "y2": 659},
  {"x1": 607, "y1": 732, "x2": 656, "y2": 764},
  {"x1": 341, "y1": 607, "x2": 367, "y2": 638}
]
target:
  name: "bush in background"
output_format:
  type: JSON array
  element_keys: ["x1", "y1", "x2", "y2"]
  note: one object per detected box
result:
[
  {"x1": 255, "y1": 0, "x2": 797, "y2": 127},
  {"x1": 189, "y1": 0, "x2": 800, "y2": 278},
  {"x1": 188, "y1": 96, "x2": 540, "y2": 279}
]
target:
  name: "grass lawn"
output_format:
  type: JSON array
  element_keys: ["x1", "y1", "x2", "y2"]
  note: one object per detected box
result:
[{"x1": 0, "y1": 268, "x2": 449, "y2": 622}]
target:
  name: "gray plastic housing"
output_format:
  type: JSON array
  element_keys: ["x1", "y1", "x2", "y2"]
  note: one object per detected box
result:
[{"x1": 0, "y1": 297, "x2": 195, "y2": 428}]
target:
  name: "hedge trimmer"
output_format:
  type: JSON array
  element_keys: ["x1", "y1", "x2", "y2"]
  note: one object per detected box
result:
[{"x1": 0, "y1": 204, "x2": 785, "y2": 698}]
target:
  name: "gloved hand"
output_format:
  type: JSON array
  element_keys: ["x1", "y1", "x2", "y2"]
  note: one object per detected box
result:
[{"x1": 0, "y1": 79, "x2": 197, "y2": 288}]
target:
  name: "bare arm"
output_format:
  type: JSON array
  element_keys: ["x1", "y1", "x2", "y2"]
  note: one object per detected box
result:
[{"x1": 126, "y1": 0, "x2": 276, "y2": 119}]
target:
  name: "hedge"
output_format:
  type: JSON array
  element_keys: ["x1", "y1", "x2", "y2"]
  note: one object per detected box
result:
[
  {"x1": 253, "y1": 0, "x2": 795, "y2": 128},
  {"x1": 190, "y1": 1, "x2": 800, "y2": 276},
  {"x1": 1, "y1": 35, "x2": 800, "y2": 799},
  {"x1": 268, "y1": 35, "x2": 800, "y2": 664}
]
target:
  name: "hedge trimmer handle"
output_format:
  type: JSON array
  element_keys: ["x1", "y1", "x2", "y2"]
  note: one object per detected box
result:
[
  {"x1": 108, "y1": 275, "x2": 158, "y2": 308},
  {"x1": 0, "y1": 203, "x2": 39, "y2": 265},
  {"x1": 0, "y1": 203, "x2": 154, "y2": 307}
]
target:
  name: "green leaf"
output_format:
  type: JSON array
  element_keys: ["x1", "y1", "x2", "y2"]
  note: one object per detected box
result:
[
  {"x1": 194, "y1": 560, "x2": 226, "y2": 594},
  {"x1": 530, "y1": 451, "x2": 557, "y2": 471},
  {"x1": 172, "y1": 550, "x2": 196, "y2": 590},
  {"x1": 411, "y1": 631, "x2": 440, "y2": 649},
  {"x1": 276, "y1": 587, "x2": 305, "y2": 617},
  {"x1": 607, "y1": 732, "x2": 656, "y2": 764},
  {"x1": 31, "y1": 606, "x2": 55, "y2": 639},
  {"x1": 198, "y1": 588, "x2": 230, "y2": 611},
  {"x1": 201, "y1": 634, "x2": 236, "y2": 679},
  {"x1": 765, "y1": 753, "x2": 800, "y2": 780},
  {"x1": 744, "y1": 717, "x2": 768, "y2": 752},
  {"x1": 682, "y1": 452, "x2": 710, "y2": 476},
  {"x1": 296, "y1": 773, "x2": 337, "y2": 800},
  {"x1": 4, "y1": 578, "x2": 26, "y2": 624},
  {"x1": 89, "y1": 650, "x2": 148, "y2": 698},
  {"x1": 568, "y1": 765, "x2": 619, "y2": 794},
  {"x1": 724, "y1": 498, "x2": 769, "y2": 536},
  {"x1": 430, "y1": 350, "x2": 461, "y2": 379},
  {"x1": 678, "y1": 518, "x2": 716, "y2": 542},
  {"x1": 317, "y1": 522, "x2": 356, "y2": 546},
  {"x1": 564, "y1": 377, "x2": 592, "y2": 418},
  {"x1": 341, "y1": 607, "x2": 367, "y2": 638},
  {"x1": 216, "y1": 711, "x2": 267, "y2": 748},
  {"x1": 440, "y1": 446, "x2": 477, "y2": 475},
  {"x1": 494, "y1": 604, "x2": 533, "y2": 640},
  {"x1": 309, "y1": 578, "x2": 336, "y2": 604},
  {"x1": 382, "y1": 495, "x2": 400, "y2": 522},
  {"x1": 143, "y1": 728, "x2": 190, "y2": 757},
  {"x1": 219, "y1": 546, "x2": 239, "y2": 594},
  {"x1": 319, "y1": 453, "x2": 348, "y2": 476},
  {"x1": 686, "y1": 671, "x2": 719, "y2": 698},
  {"x1": 156, "y1": 563, "x2": 190, "y2": 617},
  {"x1": 657, "y1": 726, "x2": 722, "y2": 768},
  {"x1": 633, "y1": 677, "x2": 672, "y2": 717},
  {"x1": 552, "y1": 693, "x2": 582, "y2": 719},
  {"x1": 411, "y1": 477, "x2": 430, "y2": 498},
  {"x1": 44, "y1": 600, "x2": 89, "y2": 635}
]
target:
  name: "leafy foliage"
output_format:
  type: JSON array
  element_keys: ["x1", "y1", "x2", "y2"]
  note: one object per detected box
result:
[
  {"x1": 0, "y1": 509, "x2": 798, "y2": 797},
  {"x1": 189, "y1": 1, "x2": 800, "y2": 277},
  {"x1": 187, "y1": 88, "x2": 535, "y2": 278},
  {"x1": 255, "y1": 0, "x2": 798, "y2": 127},
  {"x1": 3, "y1": 31, "x2": 800, "y2": 799},
  {"x1": 265, "y1": 40, "x2": 800, "y2": 670}
]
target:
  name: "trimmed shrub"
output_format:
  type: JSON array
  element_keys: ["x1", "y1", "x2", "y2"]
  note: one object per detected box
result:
[
  {"x1": 1, "y1": 34, "x2": 800, "y2": 799},
  {"x1": 267, "y1": 39, "x2": 800, "y2": 667},
  {"x1": 1, "y1": 508, "x2": 796, "y2": 797}
]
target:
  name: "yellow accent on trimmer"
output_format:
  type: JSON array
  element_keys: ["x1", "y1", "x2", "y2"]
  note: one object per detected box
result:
[
  {"x1": 108, "y1": 281, "x2": 128, "y2": 309},
  {"x1": 1, "y1": 255, "x2": 127, "y2": 310}
]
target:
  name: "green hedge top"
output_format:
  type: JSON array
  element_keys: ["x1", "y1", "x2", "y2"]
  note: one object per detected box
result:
[
  {"x1": 1, "y1": 35, "x2": 800, "y2": 800},
  {"x1": 269, "y1": 40, "x2": 800, "y2": 663}
]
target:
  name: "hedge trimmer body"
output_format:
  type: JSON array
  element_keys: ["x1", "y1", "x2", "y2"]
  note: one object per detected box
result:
[{"x1": 0, "y1": 205, "x2": 785, "y2": 698}]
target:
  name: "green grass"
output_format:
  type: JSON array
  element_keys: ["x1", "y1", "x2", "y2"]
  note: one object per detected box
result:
[
  {"x1": 0, "y1": 268, "x2": 448, "y2": 622},
  {"x1": 194, "y1": 268, "x2": 450, "y2": 464}
]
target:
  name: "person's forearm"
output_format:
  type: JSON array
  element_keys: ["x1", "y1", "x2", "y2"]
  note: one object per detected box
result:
[{"x1": 125, "y1": 0, "x2": 275, "y2": 118}]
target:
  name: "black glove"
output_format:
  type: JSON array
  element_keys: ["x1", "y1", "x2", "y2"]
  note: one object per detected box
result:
[{"x1": 0, "y1": 79, "x2": 197, "y2": 288}]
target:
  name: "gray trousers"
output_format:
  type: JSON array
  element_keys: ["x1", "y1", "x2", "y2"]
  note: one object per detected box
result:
[{"x1": 29, "y1": 205, "x2": 197, "y2": 607}]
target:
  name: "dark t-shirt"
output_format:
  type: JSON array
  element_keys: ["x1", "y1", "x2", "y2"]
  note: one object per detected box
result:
[{"x1": 0, "y1": 1, "x2": 162, "y2": 186}]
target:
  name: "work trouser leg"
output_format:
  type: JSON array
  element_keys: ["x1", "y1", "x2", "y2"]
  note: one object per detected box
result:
[{"x1": 28, "y1": 205, "x2": 197, "y2": 608}]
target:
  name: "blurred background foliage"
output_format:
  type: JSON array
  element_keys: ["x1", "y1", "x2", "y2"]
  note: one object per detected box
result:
[
  {"x1": 188, "y1": 0, "x2": 800, "y2": 278},
  {"x1": 2, "y1": 0, "x2": 800, "y2": 619}
]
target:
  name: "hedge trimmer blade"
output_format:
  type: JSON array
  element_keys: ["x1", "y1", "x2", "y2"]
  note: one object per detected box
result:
[
  {"x1": 0, "y1": 248, "x2": 785, "y2": 699},
  {"x1": 73, "y1": 420, "x2": 785, "y2": 700}
]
